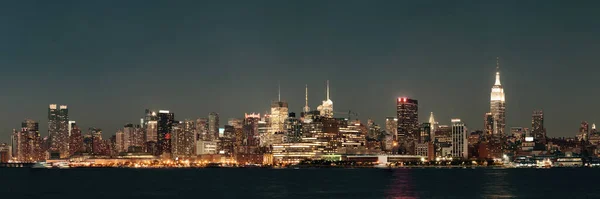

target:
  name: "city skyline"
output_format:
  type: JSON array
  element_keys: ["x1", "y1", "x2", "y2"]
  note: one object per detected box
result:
[{"x1": 1, "y1": 1, "x2": 599, "y2": 142}]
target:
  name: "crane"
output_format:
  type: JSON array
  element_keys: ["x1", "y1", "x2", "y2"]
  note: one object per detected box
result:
[{"x1": 335, "y1": 110, "x2": 359, "y2": 121}]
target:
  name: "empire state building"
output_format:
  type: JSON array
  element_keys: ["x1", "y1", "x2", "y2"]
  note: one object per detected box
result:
[{"x1": 490, "y1": 57, "x2": 506, "y2": 136}]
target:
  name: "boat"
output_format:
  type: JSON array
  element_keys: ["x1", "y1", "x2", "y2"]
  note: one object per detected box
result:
[
  {"x1": 54, "y1": 162, "x2": 70, "y2": 169},
  {"x1": 32, "y1": 162, "x2": 52, "y2": 169}
]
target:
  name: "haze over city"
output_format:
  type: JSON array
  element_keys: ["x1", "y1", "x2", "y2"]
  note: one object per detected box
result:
[{"x1": 1, "y1": 1, "x2": 599, "y2": 142}]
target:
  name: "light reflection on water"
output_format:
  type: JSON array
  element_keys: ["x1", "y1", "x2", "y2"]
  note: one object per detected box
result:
[
  {"x1": 385, "y1": 168, "x2": 518, "y2": 199},
  {"x1": 481, "y1": 169, "x2": 514, "y2": 198},
  {"x1": 385, "y1": 169, "x2": 418, "y2": 199}
]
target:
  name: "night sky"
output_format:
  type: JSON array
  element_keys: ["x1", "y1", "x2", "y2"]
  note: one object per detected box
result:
[{"x1": 1, "y1": 1, "x2": 599, "y2": 142}]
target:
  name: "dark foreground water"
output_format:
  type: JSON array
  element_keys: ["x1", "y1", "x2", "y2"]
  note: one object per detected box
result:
[{"x1": 1, "y1": 168, "x2": 598, "y2": 199}]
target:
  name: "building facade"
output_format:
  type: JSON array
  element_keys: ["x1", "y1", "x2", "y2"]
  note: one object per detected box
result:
[
  {"x1": 451, "y1": 119, "x2": 468, "y2": 159},
  {"x1": 490, "y1": 58, "x2": 506, "y2": 136},
  {"x1": 48, "y1": 104, "x2": 69, "y2": 158},
  {"x1": 396, "y1": 98, "x2": 419, "y2": 139}
]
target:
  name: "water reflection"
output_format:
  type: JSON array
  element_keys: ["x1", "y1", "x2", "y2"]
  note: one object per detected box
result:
[
  {"x1": 385, "y1": 169, "x2": 418, "y2": 199},
  {"x1": 481, "y1": 169, "x2": 514, "y2": 198}
]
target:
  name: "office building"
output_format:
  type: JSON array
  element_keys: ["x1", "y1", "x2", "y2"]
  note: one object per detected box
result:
[
  {"x1": 208, "y1": 112, "x2": 219, "y2": 141},
  {"x1": 451, "y1": 119, "x2": 468, "y2": 159},
  {"x1": 244, "y1": 113, "x2": 260, "y2": 147},
  {"x1": 420, "y1": 123, "x2": 431, "y2": 143},
  {"x1": 484, "y1": 112, "x2": 493, "y2": 136},
  {"x1": 385, "y1": 117, "x2": 398, "y2": 138},
  {"x1": 532, "y1": 110, "x2": 546, "y2": 142},
  {"x1": 157, "y1": 110, "x2": 175, "y2": 155},
  {"x1": 580, "y1": 121, "x2": 590, "y2": 141},
  {"x1": 270, "y1": 101, "x2": 289, "y2": 134},
  {"x1": 285, "y1": 113, "x2": 303, "y2": 143},
  {"x1": 490, "y1": 57, "x2": 506, "y2": 136},
  {"x1": 146, "y1": 120, "x2": 157, "y2": 143},
  {"x1": 48, "y1": 104, "x2": 69, "y2": 158},
  {"x1": 69, "y1": 126, "x2": 83, "y2": 156},
  {"x1": 172, "y1": 121, "x2": 195, "y2": 157},
  {"x1": 68, "y1": 121, "x2": 76, "y2": 136},
  {"x1": 396, "y1": 97, "x2": 419, "y2": 139}
]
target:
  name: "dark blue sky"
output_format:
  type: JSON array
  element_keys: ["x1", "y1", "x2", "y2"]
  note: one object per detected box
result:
[{"x1": 1, "y1": 0, "x2": 599, "y2": 142}]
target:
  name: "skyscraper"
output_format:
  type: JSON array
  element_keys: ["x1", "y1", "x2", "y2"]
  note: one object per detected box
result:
[
  {"x1": 196, "y1": 118, "x2": 209, "y2": 140},
  {"x1": 270, "y1": 83, "x2": 288, "y2": 135},
  {"x1": 208, "y1": 112, "x2": 220, "y2": 140},
  {"x1": 13, "y1": 119, "x2": 43, "y2": 162},
  {"x1": 157, "y1": 110, "x2": 175, "y2": 155},
  {"x1": 490, "y1": 57, "x2": 506, "y2": 136},
  {"x1": 420, "y1": 123, "x2": 431, "y2": 143},
  {"x1": 146, "y1": 121, "x2": 158, "y2": 143},
  {"x1": 451, "y1": 119, "x2": 468, "y2": 159},
  {"x1": 68, "y1": 125, "x2": 83, "y2": 156},
  {"x1": 580, "y1": 121, "x2": 590, "y2": 141},
  {"x1": 428, "y1": 112, "x2": 438, "y2": 133},
  {"x1": 317, "y1": 80, "x2": 333, "y2": 118},
  {"x1": 385, "y1": 117, "x2": 398, "y2": 137},
  {"x1": 68, "y1": 121, "x2": 76, "y2": 136},
  {"x1": 48, "y1": 104, "x2": 69, "y2": 158},
  {"x1": 396, "y1": 97, "x2": 419, "y2": 139},
  {"x1": 532, "y1": 110, "x2": 546, "y2": 142},
  {"x1": 172, "y1": 120, "x2": 195, "y2": 157},
  {"x1": 484, "y1": 112, "x2": 494, "y2": 136},
  {"x1": 285, "y1": 112, "x2": 303, "y2": 143}
]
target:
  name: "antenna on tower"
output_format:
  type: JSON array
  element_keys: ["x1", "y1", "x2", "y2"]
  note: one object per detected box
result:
[
  {"x1": 326, "y1": 80, "x2": 330, "y2": 100},
  {"x1": 305, "y1": 84, "x2": 308, "y2": 107},
  {"x1": 496, "y1": 57, "x2": 499, "y2": 72}
]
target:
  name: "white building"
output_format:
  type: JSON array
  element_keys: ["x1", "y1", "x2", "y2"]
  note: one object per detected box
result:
[
  {"x1": 316, "y1": 80, "x2": 333, "y2": 118},
  {"x1": 451, "y1": 119, "x2": 468, "y2": 159},
  {"x1": 196, "y1": 140, "x2": 217, "y2": 155}
]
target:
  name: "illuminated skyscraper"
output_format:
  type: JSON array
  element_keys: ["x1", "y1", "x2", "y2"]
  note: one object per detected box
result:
[
  {"x1": 428, "y1": 112, "x2": 438, "y2": 133},
  {"x1": 532, "y1": 110, "x2": 546, "y2": 142},
  {"x1": 141, "y1": 109, "x2": 157, "y2": 128},
  {"x1": 451, "y1": 119, "x2": 468, "y2": 159},
  {"x1": 146, "y1": 121, "x2": 157, "y2": 142},
  {"x1": 68, "y1": 121, "x2": 76, "y2": 136},
  {"x1": 317, "y1": 80, "x2": 333, "y2": 118},
  {"x1": 396, "y1": 97, "x2": 419, "y2": 139},
  {"x1": 490, "y1": 57, "x2": 506, "y2": 136},
  {"x1": 385, "y1": 117, "x2": 398, "y2": 137},
  {"x1": 270, "y1": 84, "x2": 288, "y2": 135},
  {"x1": 420, "y1": 123, "x2": 431, "y2": 143},
  {"x1": 244, "y1": 113, "x2": 261, "y2": 146},
  {"x1": 48, "y1": 104, "x2": 69, "y2": 158},
  {"x1": 172, "y1": 120, "x2": 195, "y2": 157},
  {"x1": 157, "y1": 110, "x2": 175, "y2": 155},
  {"x1": 69, "y1": 125, "x2": 83, "y2": 156},
  {"x1": 13, "y1": 120, "x2": 43, "y2": 162},
  {"x1": 580, "y1": 121, "x2": 590, "y2": 141},
  {"x1": 208, "y1": 112, "x2": 219, "y2": 141},
  {"x1": 285, "y1": 113, "x2": 303, "y2": 143},
  {"x1": 484, "y1": 112, "x2": 494, "y2": 136}
]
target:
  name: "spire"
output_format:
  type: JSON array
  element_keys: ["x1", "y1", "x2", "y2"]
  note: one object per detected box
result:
[
  {"x1": 303, "y1": 84, "x2": 310, "y2": 112},
  {"x1": 278, "y1": 81, "x2": 281, "y2": 101},
  {"x1": 326, "y1": 80, "x2": 330, "y2": 100},
  {"x1": 428, "y1": 112, "x2": 435, "y2": 124},
  {"x1": 494, "y1": 57, "x2": 501, "y2": 86},
  {"x1": 305, "y1": 84, "x2": 308, "y2": 107}
]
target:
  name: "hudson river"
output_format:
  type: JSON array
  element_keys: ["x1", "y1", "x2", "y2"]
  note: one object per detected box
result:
[{"x1": 1, "y1": 168, "x2": 597, "y2": 198}]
